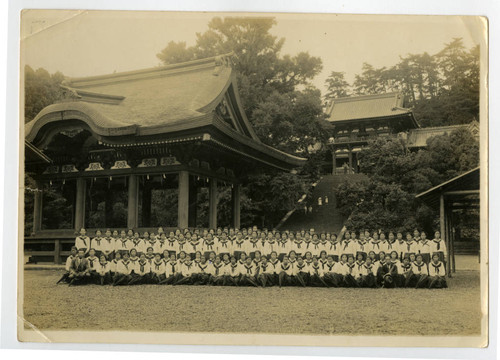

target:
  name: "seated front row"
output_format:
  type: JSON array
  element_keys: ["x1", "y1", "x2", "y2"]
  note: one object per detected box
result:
[{"x1": 58, "y1": 246, "x2": 447, "y2": 289}]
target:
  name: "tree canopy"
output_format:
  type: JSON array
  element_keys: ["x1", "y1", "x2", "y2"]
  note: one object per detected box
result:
[
  {"x1": 157, "y1": 17, "x2": 330, "y2": 227},
  {"x1": 336, "y1": 127, "x2": 479, "y2": 233},
  {"x1": 157, "y1": 16, "x2": 328, "y2": 153},
  {"x1": 24, "y1": 65, "x2": 65, "y2": 123},
  {"x1": 324, "y1": 38, "x2": 480, "y2": 127}
]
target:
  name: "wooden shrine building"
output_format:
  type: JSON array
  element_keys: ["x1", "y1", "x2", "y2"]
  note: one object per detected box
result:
[
  {"x1": 325, "y1": 92, "x2": 418, "y2": 174},
  {"x1": 416, "y1": 167, "x2": 480, "y2": 277},
  {"x1": 24, "y1": 54, "x2": 305, "y2": 263}
]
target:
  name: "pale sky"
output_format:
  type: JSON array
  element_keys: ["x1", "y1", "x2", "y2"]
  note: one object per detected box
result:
[{"x1": 21, "y1": 10, "x2": 483, "y2": 95}]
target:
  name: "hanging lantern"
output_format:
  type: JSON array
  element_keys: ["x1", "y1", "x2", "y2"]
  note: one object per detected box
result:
[
  {"x1": 163, "y1": 173, "x2": 166, "y2": 179},
  {"x1": 147, "y1": 174, "x2": 150, "y2": 180}
]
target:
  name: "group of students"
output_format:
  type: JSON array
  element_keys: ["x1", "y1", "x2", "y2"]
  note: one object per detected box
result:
[{"x1": 58, "y1": 226, "x2": 448, "y2": 289}]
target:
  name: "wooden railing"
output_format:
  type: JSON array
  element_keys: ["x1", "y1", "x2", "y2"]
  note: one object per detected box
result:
[{"x1": 24, "y1": 236, "x2": 76, "y2": 265}]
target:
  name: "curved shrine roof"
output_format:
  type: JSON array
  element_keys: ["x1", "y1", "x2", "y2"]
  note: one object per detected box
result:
[{"x1": 25, "y1": 54, "x2": 305, "y2": 170}]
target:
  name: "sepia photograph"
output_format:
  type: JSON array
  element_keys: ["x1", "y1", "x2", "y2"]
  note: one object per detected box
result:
[{"x1": 18, "y1": 10, "x2": 488, "y2": 347}]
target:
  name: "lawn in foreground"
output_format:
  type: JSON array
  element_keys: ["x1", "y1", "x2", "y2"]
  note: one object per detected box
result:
[{"x1": 23, "y1": 270, "x2": 481, "y2": 336}]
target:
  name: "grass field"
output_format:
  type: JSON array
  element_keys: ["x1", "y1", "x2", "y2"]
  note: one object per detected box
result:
[{"x1": 23, "y1": 269, "x2": 481, "y2": 336}]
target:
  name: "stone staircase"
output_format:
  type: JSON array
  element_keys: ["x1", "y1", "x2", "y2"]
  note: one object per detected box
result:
[{"x1": 277, "y1": 173, "x2": 367, "y2": 234}]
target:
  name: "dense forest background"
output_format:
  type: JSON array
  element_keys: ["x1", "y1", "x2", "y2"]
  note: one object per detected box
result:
[{"x1": 24, "y1": 17, "x2": 480, "y2": 232}]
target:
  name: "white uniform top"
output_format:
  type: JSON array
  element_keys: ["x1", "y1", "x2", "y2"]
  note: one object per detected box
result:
[
  {"x1": 208, "y1": 262, "x2": 225, "y2": 276},
  {"x1": 115, "y1": 238, "x2": 131, "y2": 252},
  {"x1": 325, "y1": 241, "x2": 341, "y2": 257},
  {"x1": 151, "y1": 260, "x2": 165, "y2": 275},
  {"x1": 356, "y1": 240, "x2": 370, "y2": 254},
  {"x1": 240, "y1": 263, "x2": 257, "y2": 276},
  {"x1": 428, "y1": 261, "x2": 446, "y2": 277},
  {"x1": 419, "y1": 240, "x2": 431, "y2": 255},
  {"x1": 302, "y1": 240, "x2": 314, "y2": 254},
  {"x1": 333, "y1": 261, "x2": 347, "y2": 275},
  {"x1": 382, "y1": 240, "x2": 397, "y2": 255},
  {"x1": 164, "y1": 260, "x2": 178, "y2": 276},
  {"x1": 96, "y1": 261, "x2": 111, "y2": 275},
  {"x1": 130, "y1": 239, "x2": 145, "y2": 254},
  {"x1": 264, "y1": 241, "x2": 278, "y2": 255},
  {"x1": 65, "y1": 255, "x2": 76, "y2": 271},
  {"x1": 246, "y1": 239, "x2": 261, "y2": 254},
  {"x1": 202, "y1": 239, "x2": 217, "y2": 254},
  {"x1": 368, "y1": 240, "x2": 384, "y2": 254},
  {"x1": 176, "y1": 240, "x2": 189, "y2": 254},
  {"x1": 135, "y1": 260, "x2": 151, "y2": 276},
  {"x1": 359, "y1": 263, "x2": 376, "y2": 276},
  {"x1": 293, "y1": 262, "x2": 309, "y2": 275},
  {"x1": 75, "y1": 236, "x2": 91, "y2": 253},
  {"x1": 91, "y1": 237, "x2": 104, "y2": 251},
  {"x1": 143, "y1": 240, "x2": 157, "y2": 254},
  {"x1": 166, "y1": 239, "x2": 178, "y2": 254},
  {"x1": 344, "y1": 263, "x2": 359, "y2": 277},
  {"x1": 279, "y1": 263, "x2": 294, "y2": 276},
  {"x1": 292, "y1": 240, "x2": 305, "y2": 254},
  {"x1": 402, "y1": 241, "x2": 418, "y2": 256},
  {"x1": 308, "y1": 263, "x2": 324, "y2": 276},
  {"x1": 154, "y1": 241, "x2": 168, "y2": 255},
  {"x1": 233, "y1": 239, "x2": 246, "y2": 253},
  {"x1": 109, "y1": 259, "x2": 119, "y2": 273},
  {"x1": 259, "y1": 262, "x2": 274, "y2": 275},
  {"x1": 309, "y1": 241, "x2": 323, "y2": 257},
  {"x1": 116, "y1": 259, "x2": 133, "y2": 275},
  {"x1": 277, "y1": 240, "x2": 292, "y2": 255},
  {"x1": 224, "y1": 263, "x2": 241, "y2": 276},
  {"x1": 412, "y1": 261, "x2": 429, "y2": 275},
  {"x1": 180, "y1": 261, "x2": 196, "y2": 276},
  {"x1": 354, "y1": 260, "x2": 365, "y2": 274},
  {"x1": 194, "y1": 262, "x2": 209, "y2": 274},
  {"x1": 101, "y1": 237, "x2": 115, "y2": 254},
  {"x1": 86, "y1": 256, "x2": 99, "y2": 270},
  {"x1": 217, "y1": 239, "x2": 232, "y2": 254},
  {"x1": 268, "y1": 259, "x2": 281, "y2": 274},
  {"x1": 340, "y1": 240, "x2": 356, "y2": 256},
  {"x1": 322, "y1": 261, "x2": 336, "y2": 274},
  {"x1": 393, "y1": 241, "x2": 406, "y2": 258},
  {"x1": 429, "y1": 239, "x2": 447, "y2": 256}
]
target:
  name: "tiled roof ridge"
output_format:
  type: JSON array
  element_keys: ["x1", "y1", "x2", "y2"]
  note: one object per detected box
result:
[
  {"x1": 63, "y1": 52, "x2": 235, "y2": 88},
  {"x1": 330, "y1": 92, "x2": 401, "y2": 104}
]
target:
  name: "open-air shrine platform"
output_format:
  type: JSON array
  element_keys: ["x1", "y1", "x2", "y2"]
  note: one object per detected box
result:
[{"x1": 24, "y1": 53, "x2": 306, "y2": 264}]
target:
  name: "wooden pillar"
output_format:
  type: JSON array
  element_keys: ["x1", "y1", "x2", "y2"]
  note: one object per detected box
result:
[
  {"x1": 232, "y1": 183, "x2": 241, "y2": 229},
  {"x1": 74, "y1": 178, "x2": 86, "y2": 231},
  {"x1": 177, "y1": 171, "x2": 189, "y2": 229},
  {"x1": 451, "y1": 225, "x2": 456, "y2": 273},
  {"x1": 188, "y1": 176, "x2": 198, "y2": 228},
  {"x1": 209, "y1": 178, "x2": 218, "y2": 229},
  {"x1": 348, "y1": 147, "x2": 353, "y2": 174},
  {"x1": 127, "y1": 174, "x2": 139, "y2": 229},
  {"x1": 105, "y1": 188, "x2": 113, "y2": 227},
  {"x1": 54, "y1": 239, "x2": 61, "y2": 265},
  {"x1": 141, "y1": 183, "x2": 152, "y2": 227},
  {"x1": 331, "y1": 148, "x2": 336, "y2": 175},
  {"x1": 32, "y1": 180, "x2": 43, "y2": 234},
  {"x1": 444, "y1": 200, "x2": 452, "y2": 278}
]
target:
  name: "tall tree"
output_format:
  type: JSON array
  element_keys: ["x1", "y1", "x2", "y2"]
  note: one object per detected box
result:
[
  {"x1": 324, "y1": 71, "x2": 350, "y2": 101},
  {"x1": 353, "y1": 63, "x2": 390, "y2": 95},
  {"x1": 24, "y1": 65, "x2": 65, "y2": 122},
  {"x1": 157, "y1": 17, "x2": 328, "y2": 227},
  {"x1": 156, "y1": 17, "x2": 323, "y2": 127}
]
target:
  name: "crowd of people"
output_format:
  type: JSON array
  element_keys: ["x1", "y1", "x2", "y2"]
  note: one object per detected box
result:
[{"x1": 58, "y1": 226, "x2": 448, "y2": 289}]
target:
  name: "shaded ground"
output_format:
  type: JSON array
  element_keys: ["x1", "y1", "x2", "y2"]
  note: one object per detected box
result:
[{"x1": 23, "y1": 270, "x2": 481, "y2": 336}]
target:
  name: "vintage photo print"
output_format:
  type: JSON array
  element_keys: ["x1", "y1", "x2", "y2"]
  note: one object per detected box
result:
[{"x1": 18, "y1": 10, "x2": 488, "y2": 348}]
